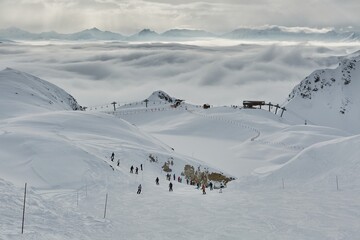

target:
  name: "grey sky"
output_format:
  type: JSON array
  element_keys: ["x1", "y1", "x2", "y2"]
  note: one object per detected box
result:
[{"x1": 0, "y1": 0, "x2": 359, "y2": 34}]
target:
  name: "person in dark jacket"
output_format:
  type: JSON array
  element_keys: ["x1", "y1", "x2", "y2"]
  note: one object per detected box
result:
[
  {"x1": 137, "y1": 184, "x2": 142, "y2": 194},
  {"x1": 111, "y1": 152, "x2": 114, "y2": 162},
  {"x1": 155, "y1": 177, "x2": 159, "y2": 185},
  {"x1": 135, "y1": 167, "x2": 139, "y2": 174},
  {"x1": 130, "y1": 165, "x2": 134, "y2": 173},
  {"x1": 169, "y1": 182, "x2": 173, "y2": 192}
]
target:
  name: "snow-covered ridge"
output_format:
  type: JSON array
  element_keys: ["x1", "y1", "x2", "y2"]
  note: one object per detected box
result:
[
  {"x1": 0, "y1": 68, "x2": 82, "y2": 119},
  {"x1": 145, "y1": 90, "x2": 182, "y2": 103},
  {"x1": 287, "y1": 57, "x2": 357, "y2": 101},
  {"x1": 284, "y1": 53, "x2": 360, "y2": 133}
]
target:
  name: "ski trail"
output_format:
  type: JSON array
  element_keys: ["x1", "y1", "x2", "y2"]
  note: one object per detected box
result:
[
  {"x1": 188, "y1": 108, "x2": 305, "y2": 151},
  {"x1": 187, "y1": 108, "x2": 261, "y2": 142}
]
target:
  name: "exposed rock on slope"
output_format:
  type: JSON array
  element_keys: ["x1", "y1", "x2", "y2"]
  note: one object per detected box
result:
[
  {"x1": 145, "y1": 90, "x2": 182, "y2": 103},
  {"x1": 284, "y1": 54, "x2": 360, "y2": 133}
]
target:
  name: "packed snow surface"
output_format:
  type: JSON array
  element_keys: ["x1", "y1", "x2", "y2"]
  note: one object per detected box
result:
[{"x1": 1, "y1": 69, "x2": 360, "y2": 240}]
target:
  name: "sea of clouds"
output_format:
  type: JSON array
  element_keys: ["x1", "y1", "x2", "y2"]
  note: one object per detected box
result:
[{"x1": 0, "y1": 40, "x2": 359, "y2": 107}]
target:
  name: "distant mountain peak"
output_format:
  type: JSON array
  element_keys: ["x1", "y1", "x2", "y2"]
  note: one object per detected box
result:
[
  {"x1": 89, "y1": 27, "x2": 100, "y2": 32},
  {"x1": 138, "y1": 28, "x2": 159, "y2": 36}
]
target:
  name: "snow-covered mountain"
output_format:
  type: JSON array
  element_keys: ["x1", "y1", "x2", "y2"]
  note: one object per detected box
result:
[
  {"x1": 0, "y1": 68, "x2": 82, "y2": 118},
  {"x1": 223, "y1": 26, "x2": 358, "y2": 42},
  {"x1": 3, "y1": 26, "x2": 360, "y2": 42},
  {"x1": 127, "y1": 28, "x2": 161, "y2": 41},
  {"x1": 162, "y1": 29, "x2": 215, "y2": 39},
  {"x1": 284, "y1": 53, "x2": 360, "y2": 133},
  {"x1": 145, "y1": 90, "x2": 181, "y2": 103},
  {"x1": 0, "y1": 27, "x2": 125, "y2": 41},
  {"x1": 67, "y1": 27, "x2": 124, "y2": 41}
]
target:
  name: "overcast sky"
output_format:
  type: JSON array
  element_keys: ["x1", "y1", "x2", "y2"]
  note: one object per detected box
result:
[{"x1": 0, "y1": 0, "x2": 359, "y2": 34}]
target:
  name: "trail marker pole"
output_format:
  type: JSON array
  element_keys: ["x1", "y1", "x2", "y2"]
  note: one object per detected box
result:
[
  {"x1": 336, "y1": 175, "x2": 339, "y2": 191},
  {"x1": 104, "y1": 193, "x2": 108, "y2": 219},
  {"x1": 21, "y1": 183, "x2": 27, "y2": 234},
  {"x1": 111, "y1": 102, "x2": 117, "y2": 111},
  {"x1": 282, "y1": 178, "x2": 285, "y2": 189}
]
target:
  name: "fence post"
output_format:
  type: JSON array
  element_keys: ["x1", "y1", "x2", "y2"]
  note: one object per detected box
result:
[
  {"x1": 21, "y1": 183, "x2": 27, "y2": 234},
  {"x1": 280, "y1": 108, "x2": 286, "y2": 117},
  {"x1": 104, "y1": 193, "x2": 108, "y2": 219}
]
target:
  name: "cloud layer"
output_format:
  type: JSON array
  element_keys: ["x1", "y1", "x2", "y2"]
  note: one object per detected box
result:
[{"x1": 0, "y1": 40, "x2": 358, "y2": 107}]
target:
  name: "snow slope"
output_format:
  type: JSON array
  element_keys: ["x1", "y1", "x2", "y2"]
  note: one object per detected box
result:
[
  {"x1": 0, "y1": 68, "x2": 81, "y2": 119},
  {"x1": 1, "y1": 71, "x2": 360, "y2": 240},
  {"x1": 284, "y1": 53, "x2": 360, "y2": 133}
]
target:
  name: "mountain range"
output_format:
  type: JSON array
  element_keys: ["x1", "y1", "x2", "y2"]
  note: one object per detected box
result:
[{"x1": 1, "y1": 26, "x2": 359, "y2": 42}]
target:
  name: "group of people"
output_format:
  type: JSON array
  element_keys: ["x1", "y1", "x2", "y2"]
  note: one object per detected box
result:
[
  {"x1": 155, "y1": 177, "x2": 172, "y2": 191},
  {"x1": 110, "y1": 152, "x2": 120, "y2": 167},
  {"x1": 165, "y1": 173, "x2": 184, "y2": 183},
  {"x1": 109, "y1": 152, "x2": 225, "y2": 195},
  {"x1": 137, "y1": 177, "x2": 172, "y2": 194},
  {"x1": 130, "y1": 164, "x2": 143, "y2": 174},
  {"x1": 136, "y1": 175, "x2": 225, "y2": 195}
]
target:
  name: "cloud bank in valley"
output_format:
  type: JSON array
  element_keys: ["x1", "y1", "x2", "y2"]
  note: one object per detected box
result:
[{"x1": 0, "y1": 41, "x2": 357, "y2": 107}]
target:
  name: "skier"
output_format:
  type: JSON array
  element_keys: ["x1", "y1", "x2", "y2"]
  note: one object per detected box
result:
[
  {"x1": 135, "y1": 167, "x2": 139, "y2": 174},
  {"x1": 117, "y1": 159, "x2": 120, "y2": 167},
  {"x1": 202, "y1": 184, "x2": 206, "y2": 195},
  {"x1": 155, "y1": 177, "x2": 159, "y2": 185},
  {"x1": 130, "y1": 165, "x2": 134, "y2": 173},
  {"x1": 209, "y1": 181, "x2": 213, "y2": 191},
  {"x1": 169, "y1": 182, "x2": 173, "y2": 192},
  {"x1": 219, "y1": 182, "x2": 224, "y2": 193},
  {"x1": 140, "y1": 164, "x2": 143, "y2": 171},
  {"x1": 173, "y1": 173, "x2": 176, "y2": 181},
  {"x1": 137, "y1": 184, "x2": 142, "y2": 194},
  {"x1": 110, "y1": 152, "x2": 114, "y2": 162}
]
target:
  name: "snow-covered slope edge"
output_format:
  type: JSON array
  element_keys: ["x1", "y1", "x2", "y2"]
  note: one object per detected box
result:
[
  {"x1": 284, "y1": 53, "x2": 360, "y2": 133},
  {"x1": 0, "y1": 68, "x2": 82, "y2": 119},
  {"x1": 252, "y1": 134, "x2": 360, "y2": 191}
]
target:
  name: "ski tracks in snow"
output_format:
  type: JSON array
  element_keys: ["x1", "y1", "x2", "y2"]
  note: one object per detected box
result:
[{"x1": 188, "y1": 109, "x2": 305, "y2": 151}]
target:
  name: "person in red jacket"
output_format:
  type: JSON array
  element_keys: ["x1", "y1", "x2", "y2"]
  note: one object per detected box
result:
[{"x1": 202, "y1": 184, "x2": 206, "y2": 195}]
